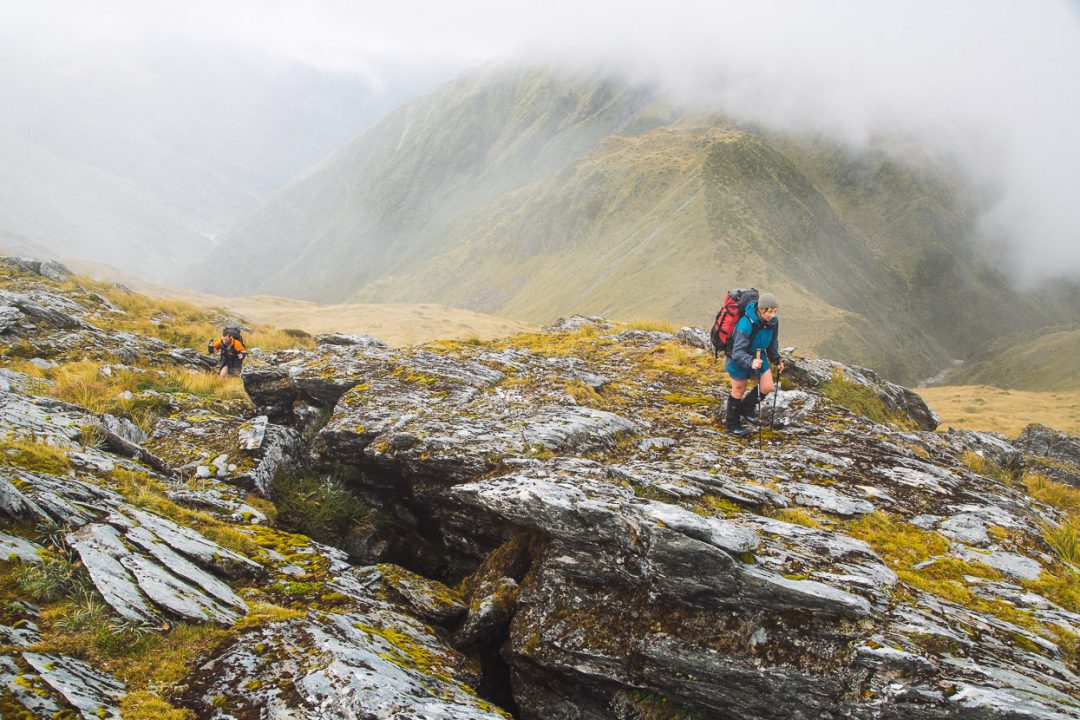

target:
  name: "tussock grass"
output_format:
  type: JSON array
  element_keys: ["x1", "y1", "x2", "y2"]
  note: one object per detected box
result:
[
  {"x1": 36, "y1": 360, "x2": 246, "y2": 431},
  {"x1": 960, "y1": 451, "x2": 1021, "y2": 486},
  {"x1": 501, "y1": 324, "x2": 603, "y2": 355},
  {"x1": 621, "y1": 318, "x2": 678, "y2": 334},
  {"x1": 821, "y1": 368, "x2": 916, "y2": 430},
  {"x1": 14, "y1": 551, "x2": 93, "y2": 602},
  {"x1": 770, "y1": 508, "x2": 825, "y2": 529},
  {"x1": 1025, "y1": 472, "x2": 1080, "y2": 518},
  {"x1": 64, "y1": 277, "x2": 315, "y2": 354},
  {"x1": 1043, "y1": 522, "x2": 1080, "y2": 568},
  {"x1": 0, "y1": 438, "x2": 71, "y2": 475}
]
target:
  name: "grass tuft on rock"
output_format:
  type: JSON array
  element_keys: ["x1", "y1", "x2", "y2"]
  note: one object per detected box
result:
[
  {"x1": 0, "y1": 438, "x2": 72, "y2": 475},
  {"x1": 821, "y1": 368, "x2": 915, "y2": 430}
]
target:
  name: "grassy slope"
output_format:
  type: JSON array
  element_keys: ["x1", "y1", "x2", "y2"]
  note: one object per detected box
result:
[
  {"x1": 65, "y1": 258, "x2": 535, "y2": 345},
  {"x1": 190, "y1": 66, "x2": 667, "y2": 302},
  {"x1": 184, "y1": 67, "x2": 1069, "y2": 386},
  {"x1": 945, "y1": 326, "x2": 1080, "y2": 392},
  {"x1": 355, "y1": 121, "x2": 955, "y2": 382}
]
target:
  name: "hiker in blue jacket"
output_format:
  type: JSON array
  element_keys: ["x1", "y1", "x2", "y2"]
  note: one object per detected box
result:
[{"x1": 726, "y1": 293, "x2": 784, "y2": 436}]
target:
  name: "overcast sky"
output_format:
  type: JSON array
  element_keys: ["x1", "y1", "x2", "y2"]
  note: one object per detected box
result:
[{"x1": 2, "y1": 0, "x2": 1079, "y2": 281}]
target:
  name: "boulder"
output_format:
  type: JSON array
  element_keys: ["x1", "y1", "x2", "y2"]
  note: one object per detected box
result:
[
  {"x1": 676, "y1": 326, "x2": 711, "y2": 350},
  {"x1": 1017, "y1": 423, "x2": 1080, "y2": 487},
  {"x1": 785, "y1": 356, "x2": 940, "y2": 430}
]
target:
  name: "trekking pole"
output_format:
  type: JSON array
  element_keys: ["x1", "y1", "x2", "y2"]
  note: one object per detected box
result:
[
  {"x1": 755, "y1": 350, "x2": 763, "y2": 449},
  {"x1": 771, "y1": 359, "x2": 781, "y2": 432}
]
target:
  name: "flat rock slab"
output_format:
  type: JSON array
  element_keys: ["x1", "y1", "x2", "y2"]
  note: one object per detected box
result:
[
  {"x1": 954, "y1": 546, "x2": 1044, "y2": 581},
  {"x1": 782, "y1": 482, "x2": 875, "y2": 516},
  {"x1": 67, "y1": 523, "x2": 162, "y2": 625},
  {"x1": 22, "y1": 651, "x2": 125, "y2": 720},
  {"x1": 0, "y1": 530, "x2": 43, "y2": 563}
]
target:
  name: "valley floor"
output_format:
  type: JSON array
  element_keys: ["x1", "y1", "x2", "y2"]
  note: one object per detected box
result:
[{"x1": 920, "y1": 385, "x2": 1080, "y2": 437}]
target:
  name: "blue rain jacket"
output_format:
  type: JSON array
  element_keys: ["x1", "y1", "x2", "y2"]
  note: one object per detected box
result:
[{"x1": 725, "y1": 302, "x2": 779, "y2": 381}]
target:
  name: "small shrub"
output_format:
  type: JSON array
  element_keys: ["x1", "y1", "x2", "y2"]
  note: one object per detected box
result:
[{"x1": 270, "y1": 469, "x2": 377, "y2": 548}]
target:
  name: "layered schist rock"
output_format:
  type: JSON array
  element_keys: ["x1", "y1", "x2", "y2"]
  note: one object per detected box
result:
[
  {"x1": 3, "y1": 260, "x2": 1080, "y2": 720},
  {"x1": 238, "y1": 316, "x2": 1080, "y2": 720},
  {"x1": 1018, "y1": 423, "x2": 1080, "y2": 488},
  {"x1": 0, "y1": 258, "x2": 513, "y2": 719}
]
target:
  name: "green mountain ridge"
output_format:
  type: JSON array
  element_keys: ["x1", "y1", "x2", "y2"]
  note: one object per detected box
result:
[
  {"x1": 192, "y1": 65, "x2": 1069, "y2": 385},
  {"x1": 943, "y1": 325, "x2": 1080, "y2": 391}
]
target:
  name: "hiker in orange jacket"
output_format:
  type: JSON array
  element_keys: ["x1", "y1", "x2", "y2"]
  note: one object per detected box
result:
[{"x1": 208, "y1": 328, "x2": 246, "y2": 377}]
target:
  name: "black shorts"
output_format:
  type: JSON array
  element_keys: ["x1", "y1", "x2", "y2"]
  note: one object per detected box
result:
[{"x1": 218, "y1": 359, "x2": 243, "y2": 376}]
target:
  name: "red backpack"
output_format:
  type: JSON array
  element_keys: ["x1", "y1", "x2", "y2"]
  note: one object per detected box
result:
[{"x1": 709, "y1": 288, "x2": 758, "y2": 359}]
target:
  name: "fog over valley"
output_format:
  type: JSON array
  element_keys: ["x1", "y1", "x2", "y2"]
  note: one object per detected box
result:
[{"x1": 1, "y1": 0, "x2": 1078, "y2": 286}]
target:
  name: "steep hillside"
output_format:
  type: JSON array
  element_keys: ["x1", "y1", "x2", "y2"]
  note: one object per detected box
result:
[
  {"x1": 940, "y1": 325, "x2": 1080, "y2": 391},
  {"x1": 190, "y1": 66, "x2": 670, "y2": 300},
  {"x1": 194, "y1": 66, "x2": 1054, "y2": 384}
]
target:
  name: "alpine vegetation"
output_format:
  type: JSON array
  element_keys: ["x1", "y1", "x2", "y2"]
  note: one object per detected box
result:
[{"x1": 1, "y1": 258, "x2": 1079, "y2": 719}]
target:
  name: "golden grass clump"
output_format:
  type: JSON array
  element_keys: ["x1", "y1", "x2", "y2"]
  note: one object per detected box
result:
[
  {"x1": 821, "y1": 368, "x2": 916, "y2": 430},
  {"x1": 621, "y1": 318, "x2": 678, "y2": 334},
  {"x1": 1025, "y1": 472, "x2": 1080, "y2": 518},
  {"x1": 847, "y1": 511, "x2": 949, "y2": 570},
  {"x1": 0, "y1": 438, "x2": 71, "y2": 475},
  {"x1": 770, "y1": 507, "x2": 825, "y2": 529},
  {"x1": 36, "y1": 360, "x2": 247, "y2": 431}
]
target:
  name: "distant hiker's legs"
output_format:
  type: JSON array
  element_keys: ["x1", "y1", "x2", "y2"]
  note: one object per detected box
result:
[{"x1": 217, "y1": 364, "x2": 230, "y2": 378}]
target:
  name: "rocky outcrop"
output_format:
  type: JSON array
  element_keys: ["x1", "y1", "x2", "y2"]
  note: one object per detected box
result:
[
  {"x1": 1018, "y1": 423, "x2": 1080, "y2": 487},
  {"x1": 786, "y1": 355, "x2": 941, "y2": 430},
  {"x1": 3, "y1": 268, "x2": 1079, "y2": 720},
  {"x1": 234, "y1": 318, "x2": 1079, "y2": 720}
]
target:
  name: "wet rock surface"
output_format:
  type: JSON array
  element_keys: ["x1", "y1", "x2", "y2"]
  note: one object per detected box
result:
[
  {"x1": 2, "y1": 265, "x2": 1079, "y2": 720},
  {"x1": 786, "y1": 355, "x2": 941, "y2": 430},
  {"x1": 1018, "y1": 423, "x2": 1080, "y2": 487},
  {"x1": 238, "y1": 317, "x2": 1080, "y2": 719}
]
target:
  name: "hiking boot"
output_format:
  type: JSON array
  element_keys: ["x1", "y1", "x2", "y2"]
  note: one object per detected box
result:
[
  {"x1": 741, "y1": 387, "x2": 761, "y2": 425},
  {"x1": 726, "y1": 396, "x2": 751, "y2": 437}
]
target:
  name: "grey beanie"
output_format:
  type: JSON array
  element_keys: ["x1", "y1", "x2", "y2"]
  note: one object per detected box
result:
[{"x1": 758, "y1": 292, "x2": 779, "y2": 310}]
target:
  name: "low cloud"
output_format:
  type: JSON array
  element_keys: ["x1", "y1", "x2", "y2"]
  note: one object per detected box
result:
[{"x1": 3, "y1": 0, "x2": 1078, "y2": 281}]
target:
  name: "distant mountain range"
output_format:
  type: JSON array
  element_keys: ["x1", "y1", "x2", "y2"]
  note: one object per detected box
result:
[{"x1": 189, "y1": 65, "x2": 1080, "y2": 384}]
